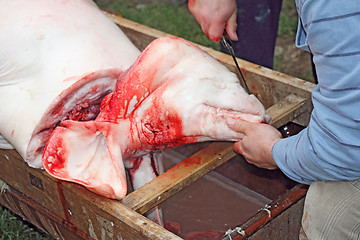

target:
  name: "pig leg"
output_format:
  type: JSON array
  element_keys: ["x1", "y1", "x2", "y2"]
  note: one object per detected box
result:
[
  {"x1": 0, "y1": 135, "x2": 13, "y2": 149},
  {"x1": 125, "y1": 152, "x2": 164, "y2": 226}
]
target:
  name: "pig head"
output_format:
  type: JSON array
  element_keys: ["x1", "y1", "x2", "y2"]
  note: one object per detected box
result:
[{"x1": 43, "y1": 37, "x2": 270, "y2": 200}]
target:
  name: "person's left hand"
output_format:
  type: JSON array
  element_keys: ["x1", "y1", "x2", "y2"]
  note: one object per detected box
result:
[{"x1": 226, "y1": 118, "x2": 282, "y2": 170}]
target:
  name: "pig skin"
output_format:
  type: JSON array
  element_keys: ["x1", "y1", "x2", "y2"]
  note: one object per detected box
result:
[
  {"x1": 0, "y1": 0, "x2": 140, "y2": 168},
  {"x1": 43, "y1": 37, "x2": 270, "y2": 200}
]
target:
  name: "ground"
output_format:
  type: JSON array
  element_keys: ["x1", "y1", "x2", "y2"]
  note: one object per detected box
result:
[{"x1": 275, "y1": 36, "x2": 315, "y2": 82}]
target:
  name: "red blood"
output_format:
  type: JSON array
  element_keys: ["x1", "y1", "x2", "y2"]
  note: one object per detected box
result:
[
  {"x1": 51, "y1": 101, "x2": 65, "y2": 117},
  {"x1": 164, "y1": 221, "x2": 182, "y2": 236},
  {"x1": 98, "y1": 38, "x2": 199, "y2": 152},
  {"x1": 42, "y1": 127, "x2": 68, "y2": 178}
]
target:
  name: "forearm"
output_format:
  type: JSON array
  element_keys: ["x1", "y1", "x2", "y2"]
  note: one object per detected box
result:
[
  {"x1": 276, "y1": 0, "x2": 360, "y2": 184},
  {"x1": 273, "y1": 118, "x2": 360, "y2": 184}
]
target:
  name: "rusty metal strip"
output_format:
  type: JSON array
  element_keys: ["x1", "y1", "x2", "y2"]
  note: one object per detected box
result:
[{"x1": 226, "y1": 184, "x2": 308, "y2": 240}]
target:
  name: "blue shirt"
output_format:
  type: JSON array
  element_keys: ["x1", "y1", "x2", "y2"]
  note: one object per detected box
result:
[{"x1": 272, "y1": 0, "x2": 360, "y2": 184}]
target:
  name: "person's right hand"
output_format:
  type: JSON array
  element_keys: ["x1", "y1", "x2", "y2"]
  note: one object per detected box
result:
[
  {"x1": 188, "y1": 0, "x2": 238, "y2": 42},
  {"x1": 226, "y1": 118, "x2": 281, "y2": 170}
]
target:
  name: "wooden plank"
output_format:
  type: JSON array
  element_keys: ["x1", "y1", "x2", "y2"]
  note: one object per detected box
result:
[
  {"x1": 0, "y1": 149, "x2": 181, "y2": 240},
  {"x1": 266, "y1": 94, "x2": 312, "y2": 129},
  {"x1": 121, "y1": 142, "x2": 235, "y2": 214},
  {"x1": 60, "y1": 182, "x2": 182, "y2": 240},
  {"x1": 0, "y1": 185, "x2": 89, "y2": 240},
  {"x1": 0, "y1": 149, "x2": 66, "y2": 219},
  {"x1": 248, "y1": 198, "x2": 305, "y2": 240}
]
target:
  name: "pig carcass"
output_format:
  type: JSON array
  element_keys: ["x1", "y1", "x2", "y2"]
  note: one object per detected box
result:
[
  {"x1": 42, "y1": 36, "x2": 270, "y2": 201},
  {"x1": 0, "y1": 0, "x2": 270, "y2": 208}
]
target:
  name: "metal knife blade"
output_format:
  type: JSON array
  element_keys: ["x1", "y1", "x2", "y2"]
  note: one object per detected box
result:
[{"x1": 221, "y1": 32, "x2": 251, "y2": 94}]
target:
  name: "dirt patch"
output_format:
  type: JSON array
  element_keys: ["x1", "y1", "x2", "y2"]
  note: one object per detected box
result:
[{"x1": 274, "y1": 36, "x2": 315, "y2": 82}]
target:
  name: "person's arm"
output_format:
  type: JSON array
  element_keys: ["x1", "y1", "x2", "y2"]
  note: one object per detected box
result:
[
  {"x1": 228, "y1": 0, "x2": 360, "y2": 185},
  {"x1": 188, "y1": 0, "x2": 238, "y2": 42},
  {"x1": 272, "y1": 0, "x2": 360, "y2": 184}
]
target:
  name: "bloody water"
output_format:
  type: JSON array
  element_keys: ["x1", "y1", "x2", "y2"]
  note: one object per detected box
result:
[{"x1": 158, "y1": 123, "x2": 302, "y2": 239}]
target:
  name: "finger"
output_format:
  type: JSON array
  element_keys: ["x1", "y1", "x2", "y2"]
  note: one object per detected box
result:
[
  {"x1": 207, "y1": 20, "x2": 226, "y2": 42},
  {"x1": 226, "y1": 117, "x2": 251, "y2": 133},
  {"x1": 200, "y1": 23, "x2": 210, "y2": 39},
  {"x1": 233, "y1": 141, "x2": 243, "y2": 155},
  {"x1": 225, "y1": 11, "x2": 238, "y2": 41},
  {"x1": 186, "y1": 105, "x2": 245, "y2": 140},
  {"x1": 234, "y1": 142, "x2": 256, "y2": 166}
]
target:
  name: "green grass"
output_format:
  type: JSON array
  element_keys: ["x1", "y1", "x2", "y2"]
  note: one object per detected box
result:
[
  {"x1": 0, "y1": 205, "x2": 53, "y2": 240},
  {"x1": 273, "y1": 53, "x2": 285, "y2": 70},
  {"x1": 278, "y1": 0, "x2": 298, "y2": 37},
  {"x1": 96, "y1": 0, "x2": 220, "y2": 50}
]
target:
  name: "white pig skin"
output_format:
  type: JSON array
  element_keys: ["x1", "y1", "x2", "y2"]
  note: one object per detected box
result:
[{"x1": 0, "y1": 0, "x2": 140, "y2": 168}]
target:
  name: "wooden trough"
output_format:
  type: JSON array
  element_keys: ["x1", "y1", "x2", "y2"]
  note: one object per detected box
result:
[{"x1": 0, "y1": 12, "x2": 315, "y2": 240}]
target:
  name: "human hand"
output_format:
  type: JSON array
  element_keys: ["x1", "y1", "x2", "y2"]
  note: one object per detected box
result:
[
  {"x1": 188, "y1": 0, "x2": 238, "y2": 42},
  {"x1": 226, "y1": 118, "x2": 282, "y2": 170}
]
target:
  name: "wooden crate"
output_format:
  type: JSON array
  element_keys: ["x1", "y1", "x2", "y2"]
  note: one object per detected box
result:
[{"x1": 0, "y1": 12, "x2": 315, "y2": 240}]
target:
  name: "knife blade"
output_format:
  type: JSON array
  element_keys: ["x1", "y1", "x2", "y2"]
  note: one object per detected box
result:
[{"x1": 221, "y1": 32, "x2": 251, "y2": 94}]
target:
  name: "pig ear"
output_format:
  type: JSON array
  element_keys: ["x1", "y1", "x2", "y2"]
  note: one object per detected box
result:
[{"x1": 42, "y1": 120, "x2": 127, "y2": 199}]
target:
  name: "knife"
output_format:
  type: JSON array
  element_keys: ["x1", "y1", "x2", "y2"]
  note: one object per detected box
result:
[{"x1": 221, "y1": 32, "x2": 251, "y2": 94}]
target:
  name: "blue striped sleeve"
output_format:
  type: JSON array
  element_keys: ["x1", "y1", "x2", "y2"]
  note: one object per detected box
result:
[{"x1": 272, "y1": 0, "x2": 360, "y2": 184}]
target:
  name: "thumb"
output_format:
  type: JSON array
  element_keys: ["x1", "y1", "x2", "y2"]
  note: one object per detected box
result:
[
  {"x1": 226, "y1": 118, "x2": 250, "y2": 133},
  {"x1": 225, "y1": 11, "x2": 238, "y2": 41}
]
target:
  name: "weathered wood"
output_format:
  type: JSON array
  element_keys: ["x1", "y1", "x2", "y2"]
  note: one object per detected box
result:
[
  {"x1": 0, "y1": 149, "x2": 181, "y2": 240},
  {"x1": 248, "y1": 198, "x2": 305, "y2": 240},
  {"x1": 60, "y1": 182, "x2": 182, "y2": 240},
  {"x1": 0, "y1": 149, "x2": 66, "y2": 219},
  {"x1": 266, "y1": 94, "x2": 311, "y2": 129},
  {"x1": 0, "y1": 184, "x2": 88, "y2": 240}
]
